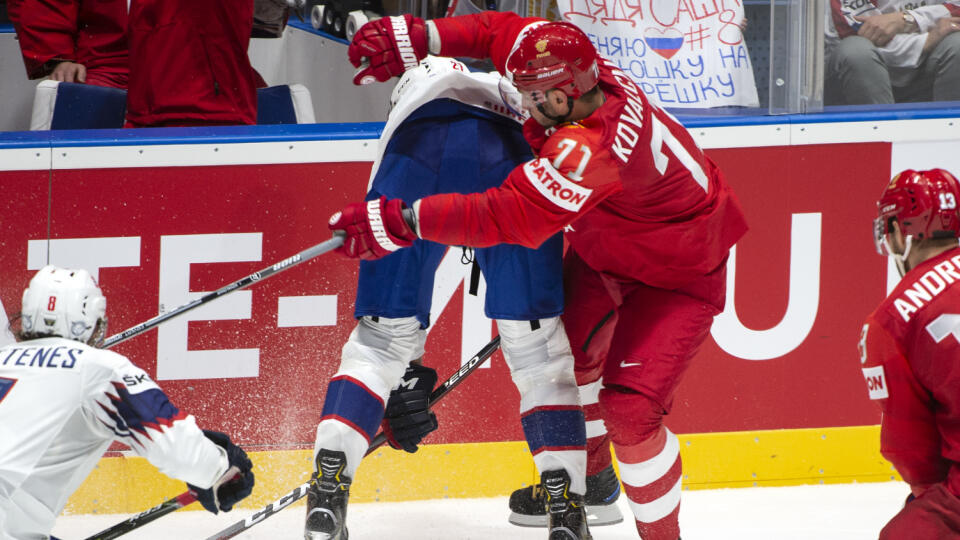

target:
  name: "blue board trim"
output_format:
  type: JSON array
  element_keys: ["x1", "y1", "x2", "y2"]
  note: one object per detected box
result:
[
  {"x1": 669, "y1": 102, "x2": 960, "y2": 128},
  {"x1": 1, "y1": 104, "x2": 959, "y2": 150},
  {"x1": 0, "y1": 122, "x2": 383, "y2": 149}
]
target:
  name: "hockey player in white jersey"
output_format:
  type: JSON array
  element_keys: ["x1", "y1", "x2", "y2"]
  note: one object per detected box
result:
[
  {"x1": 306, "y1": 57, "x2": 591, "y2": 540},
  {"x1": 0, "y1": 266, "x2": 255, "y2": 540}
]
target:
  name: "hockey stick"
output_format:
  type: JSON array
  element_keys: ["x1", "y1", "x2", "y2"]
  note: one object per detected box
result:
[
  {"x1": 80, "y1": 235, "x2": 344, "y2": 539},
  {"x1": 101, "y1": 233, "x2": 344, "y2": 349},
  {"x1": 82, "y1": 491, "x2": 198, "y2": 540},
  {"x1": 204, "y1": 335, "x2": 502, "y2": 540}
]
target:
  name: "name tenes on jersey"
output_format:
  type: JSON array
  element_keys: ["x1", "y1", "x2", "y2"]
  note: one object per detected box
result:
[{"x1": 1, "y1": 345, "x2": 85, "y2": 370}]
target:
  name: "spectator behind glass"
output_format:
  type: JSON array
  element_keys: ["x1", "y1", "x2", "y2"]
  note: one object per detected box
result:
[
  {"x1": 826, "y1": 1, "x2": 960, "y2": 105},
  {"x1": 556, "y1": 1, "x2": 759, "y2": 108},
  {"x1": 6, "y1": 0, "x2": 128, "y2": 88},
  {"x1": 125, "y1": 0, "x2": 268, "y2": 127}
]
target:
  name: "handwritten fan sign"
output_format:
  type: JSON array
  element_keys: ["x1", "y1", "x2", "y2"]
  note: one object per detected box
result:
[{"x1": 559, "y1": 0, "x2": 760, "y2": 108}]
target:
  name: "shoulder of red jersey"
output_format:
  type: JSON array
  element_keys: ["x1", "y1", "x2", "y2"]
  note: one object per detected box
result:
[
  {"x1": 877, "y1": 248, "x2": 960, "y2": 326},
  {"x1": 539, "y1": 122, "x2": 619, "y2": 189}
]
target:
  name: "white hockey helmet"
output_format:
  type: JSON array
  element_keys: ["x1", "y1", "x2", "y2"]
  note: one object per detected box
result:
[{"x1": 21, "y1": 265, "x2": 107, "y2": 344}]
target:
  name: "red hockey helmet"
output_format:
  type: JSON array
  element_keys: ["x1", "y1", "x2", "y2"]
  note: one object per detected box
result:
[
  {"x1": 505, "y1": 22, "x2": 599, "y2": 99},
  {"x1": 874, "y1": 168, "x2": 960, "y2": 256}
]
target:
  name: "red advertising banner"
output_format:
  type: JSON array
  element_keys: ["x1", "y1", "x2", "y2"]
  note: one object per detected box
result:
[
  {"x1": 0, "y1": 140, "x2": 893, "y2": 449},
  {"x1": 680, "y1": 142, "x2": 891, "y2": 433}
]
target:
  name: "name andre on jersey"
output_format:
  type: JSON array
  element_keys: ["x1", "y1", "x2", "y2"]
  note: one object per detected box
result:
[{"x1": 892, "y1": 253, "x2": 960, "y2": 322}]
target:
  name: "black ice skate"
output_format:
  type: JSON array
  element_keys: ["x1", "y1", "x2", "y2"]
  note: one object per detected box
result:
[
  {"x1": 541, "y1": 469, "x2": 593, "y2": 540},
  {"x1": 304, "y1": 449, "x2": 352, "y2": 540},
  {"x1": 509, "y1": 464, "x2": 623, "y2": 527}
]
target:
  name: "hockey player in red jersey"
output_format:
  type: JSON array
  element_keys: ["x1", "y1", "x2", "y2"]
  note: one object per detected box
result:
[
  {"x1": 863, "y1": 168, "x2": 960, "y2": 539},
  {"x1": 333, "y1": 12, "x2": 748, "y2": 540}
]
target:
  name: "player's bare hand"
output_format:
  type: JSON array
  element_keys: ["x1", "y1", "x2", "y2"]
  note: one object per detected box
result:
[
  {"x1": 855, "y1": 12, "x2": 907, "y2": 47},
  {"x1": 49, "y1": 61, "x2": 87, "y2": 83}
]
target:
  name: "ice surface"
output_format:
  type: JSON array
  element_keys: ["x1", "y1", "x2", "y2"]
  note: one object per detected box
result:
[{"x1": 52, "y1": 482, "x2": 907, "y2": 539}]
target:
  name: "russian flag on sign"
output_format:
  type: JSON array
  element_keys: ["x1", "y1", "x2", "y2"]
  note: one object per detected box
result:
[{"x1": 643, "y1": 27, "x2": 684, "y2": 60}]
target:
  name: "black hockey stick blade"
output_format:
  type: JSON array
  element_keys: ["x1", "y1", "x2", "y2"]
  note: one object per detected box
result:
[
  {"x1": 204, "y1": 335, "x2": 501, "y2": 540},
  {"x1": 102, "y1": 234, "x2": 344, "y2": 349},
  {"x1": 82, "y1": 491, "x2": 198, "y2": 540}
]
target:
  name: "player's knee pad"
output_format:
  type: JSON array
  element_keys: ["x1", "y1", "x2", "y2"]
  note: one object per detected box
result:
[
  {"x1": 598, "y1": 385, "x2": 665, "y2": 446},
  {"x1": 498, "y1": 317, "x2": 577, "y2": 405},
  {"x1": 339, "y1": 315, "x2": 425, "y2": 397}
]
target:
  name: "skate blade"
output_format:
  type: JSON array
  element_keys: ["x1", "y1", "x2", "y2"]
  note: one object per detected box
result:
[
  {"x1": 508, "y1": 504, "x2": 623, "y2": 527},
  {"x1": 304, "y1": 523, "x2": 348, "y2": 540},
  {"x1": 585, "y1": 503, "x2": 623, "y2": 525},
  {"x1": 508, "y1": 512, "x2": 548, "y2": 527},
  {"x1": 304, "y1": 531, "x2": 348, "y2": 540}
]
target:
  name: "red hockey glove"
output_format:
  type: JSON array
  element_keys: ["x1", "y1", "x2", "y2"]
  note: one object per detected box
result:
[
  {"x1": 348, "y1": 14, "x2": 429, "y2": 85},
  {"x1": 328, "y1": 196, "x2": 418, "y2": 260}
]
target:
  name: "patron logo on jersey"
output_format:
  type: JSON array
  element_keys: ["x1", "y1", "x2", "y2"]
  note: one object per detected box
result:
[
  {"x1": 861, "y1": 365, "x2": 888, "y2": 400},
  {"x1": 523, "y1": 158, "x2": 592, "y2": 211}
]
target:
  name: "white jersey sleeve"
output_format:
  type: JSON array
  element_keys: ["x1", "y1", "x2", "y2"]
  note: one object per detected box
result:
[
  {"x1": 0, "y1": 338, "x2": 226, "y2": 539},
  {"x1": 82, "y1": 351, "x2": 228, "y2": 488}
]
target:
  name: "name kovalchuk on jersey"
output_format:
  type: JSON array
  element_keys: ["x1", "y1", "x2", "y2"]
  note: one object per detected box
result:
[{"x1": 411, "y1": 11, "x2": 747, "y2": 297}]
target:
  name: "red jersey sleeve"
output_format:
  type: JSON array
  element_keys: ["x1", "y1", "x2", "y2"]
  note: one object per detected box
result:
[
  {"x1": 8, "y1": 0, "x2": 80, "y2": 79},
  {"x1": 859, "y1": 319, "x2": 949, "y2": 488},
  {"x1": 431, "y1": 11, "x2": 545, "y2": 73},
  {"x1": 416, "y1": 124, "x2": 622, "y2": 249}
]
